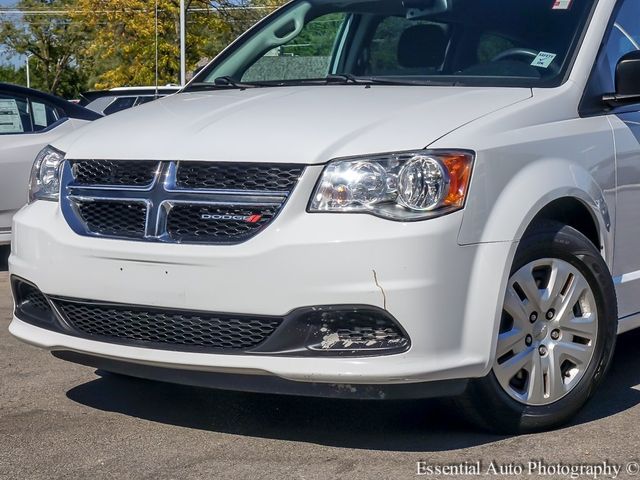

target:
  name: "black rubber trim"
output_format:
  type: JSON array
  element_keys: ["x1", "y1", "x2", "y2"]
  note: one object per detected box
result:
[
  {"x1": 11, "y1": 276, "x2": 56, "y2": 329},
  {"x1": 52, "y1": 350, "x2": 467, "y2": 400}
]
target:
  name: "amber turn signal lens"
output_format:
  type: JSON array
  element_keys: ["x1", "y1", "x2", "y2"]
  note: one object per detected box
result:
[{"x1": 443, "y1": 154, "x2": 473, "y2": 208}]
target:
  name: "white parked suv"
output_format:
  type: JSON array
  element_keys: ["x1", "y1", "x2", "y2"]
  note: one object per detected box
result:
[{"x1": 8, "y1": 0, "x2": 640, "y2": 433}]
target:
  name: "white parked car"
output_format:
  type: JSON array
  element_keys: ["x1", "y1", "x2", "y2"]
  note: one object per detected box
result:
[
  {"x1": 8, "y1": 0, "x2": 640, "y2": 433},
  {"x1": 0, "y1": 83, "x2": 100, "y2": 245},
  {"x1": 80, "y1": 86, "x2": 180, "y2": 116}
]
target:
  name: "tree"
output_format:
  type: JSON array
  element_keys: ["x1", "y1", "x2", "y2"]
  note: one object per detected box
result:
[
  {"x1": 0, "y1": 64, "x2": 27, "y2": 86},
  {"x1": 74, "y1": 0, "x2": 228, "y2": 88},
  {"x1": 73, "y1": 0, "x2": 289, "y2": 89},
  {"x1": 0, "y1": 0, "x2": 89, "y2": 96},
  {"x1": 0, "y1": 0, "x2": 290, "y2": 93},
  {"x1": 212, "y1": 0, "x2": 283, "y2": 39}
]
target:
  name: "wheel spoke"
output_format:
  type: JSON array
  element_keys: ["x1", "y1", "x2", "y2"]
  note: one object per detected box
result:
[
  {"x1": 554, "y1": 340, "x2": 592, "y2": 366},
  {"x1": 503, "y1": 286, "x2": 529, "y2": 328},
  {"x1": 541, "y1": 349, "x2": 566, "y2": 401},
  {"x1": 556, "y1": 275, "x2": 589, "y2": 321},
  {"x1": 496, "y1": 328, "x2": 527, "y2": 358},
  {"x1": 526, "y1": 352, "x2": 546, "y2": 404},
  {"x1": 559, "y1": 311, "x2": 597, "y2": 339},
  {"x1": 540, "y1": 260, "x2": 573, "y2": 312},
  {"x1": 511, "y1": 267, "x2": 542, "y2": 311},
  {"x1": 494, "y1": 347, "x2": 533, "y2": 386}
]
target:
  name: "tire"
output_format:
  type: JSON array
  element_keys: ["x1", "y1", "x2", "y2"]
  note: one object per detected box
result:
[{"x1": 459, "y1": 221, "x2": 617, "y2": 434}]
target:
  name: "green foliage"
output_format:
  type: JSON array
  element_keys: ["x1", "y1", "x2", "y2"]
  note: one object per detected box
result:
[
  {"x1": 0, "y1": 64, "x2": 26, "y2": 86},
  {"x1": 0, "y1": 0, "x2": 288, "y2": 97},
  {"x1": 281, "y1": 13, "x2": 345, "y2": 57},
  {"x1": 0, "y1": 0, "x2": 89, "y2": 96}
]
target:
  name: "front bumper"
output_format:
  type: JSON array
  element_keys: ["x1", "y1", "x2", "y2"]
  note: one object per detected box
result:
[{"x1": 9, "y1": 169, "x2": 516, "y2": 386}]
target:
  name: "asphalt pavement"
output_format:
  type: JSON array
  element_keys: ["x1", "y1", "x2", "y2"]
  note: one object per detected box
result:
[{"x1": 1, "y1": 244, "x2": 640, "y2": 479}]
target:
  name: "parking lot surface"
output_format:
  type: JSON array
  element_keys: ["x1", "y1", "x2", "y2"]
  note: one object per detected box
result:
[{"x1": 1, "y1": 245, "x2": 640, "y2": 479}]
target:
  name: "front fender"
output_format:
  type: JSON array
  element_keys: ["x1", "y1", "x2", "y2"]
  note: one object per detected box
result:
[
  {"x1": 458, "y1": 156, "x2": 614, "y2": 266},
  {"x1": 455, "y1": 157, "x2": 614, "y2": 375}
]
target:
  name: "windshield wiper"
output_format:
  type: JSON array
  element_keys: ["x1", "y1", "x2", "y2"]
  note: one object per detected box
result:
[
  {"x1": 186, "y1": 77, "x2": 262, "y2": 91},
  {"x1": 325, "y1": 74, "x2": 374, "y2": 85},
  {"x1": 326, "y1": 75, "x2": 456, "y2": 86},
  {"x1": 364, "y1": 76, "x2": 457, "y2": 86}
]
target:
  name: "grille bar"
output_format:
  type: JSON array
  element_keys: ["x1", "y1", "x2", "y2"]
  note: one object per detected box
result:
[{"x1": 61, "y1": 160, "x2": 303, "y2": 244}]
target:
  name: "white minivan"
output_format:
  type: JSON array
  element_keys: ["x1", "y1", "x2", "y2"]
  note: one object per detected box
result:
[{"x1": 8, "y1": 0, "x2": 640, "y2": 433}]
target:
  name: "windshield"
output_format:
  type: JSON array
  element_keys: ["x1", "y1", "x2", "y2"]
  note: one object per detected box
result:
[{"x1": 190, "y1": 0, "x2": 596, "y2": 89}]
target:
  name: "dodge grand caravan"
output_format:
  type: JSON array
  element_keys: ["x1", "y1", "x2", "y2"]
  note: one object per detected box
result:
[{"x1": 9, "y1": 0, "x2": 640, "y2": 433}]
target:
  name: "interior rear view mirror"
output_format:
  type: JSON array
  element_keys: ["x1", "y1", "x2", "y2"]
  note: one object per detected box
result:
[{"x1": 403, "y1": 0, "x2": 450, "y2": 19}]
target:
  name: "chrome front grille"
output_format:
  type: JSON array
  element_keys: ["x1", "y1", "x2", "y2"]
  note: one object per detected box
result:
[{"x1": 60, "y1": 160, "x2": 304, "y2": 244}]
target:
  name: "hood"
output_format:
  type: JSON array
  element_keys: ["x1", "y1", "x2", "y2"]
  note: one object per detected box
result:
[{"x1": 56, "y1": 86, "x2": 532, "y2": 164}]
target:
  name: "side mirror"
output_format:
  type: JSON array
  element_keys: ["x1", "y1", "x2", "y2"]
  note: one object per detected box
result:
[{"x1": 603, "y1": 50, "x2": 640, "y2": 107}]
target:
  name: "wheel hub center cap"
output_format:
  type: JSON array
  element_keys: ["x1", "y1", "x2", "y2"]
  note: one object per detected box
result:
[{"x1": 533, "y1": 322, "x2": 548, "y2": 340}]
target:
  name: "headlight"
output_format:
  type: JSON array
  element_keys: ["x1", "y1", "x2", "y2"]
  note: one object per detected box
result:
[
  {"x1": 29, "y1": 146, "x2": 65, "y2": 203},
  {"x1": 309, "y1": 150, "x2": 473, "y2": 221}
]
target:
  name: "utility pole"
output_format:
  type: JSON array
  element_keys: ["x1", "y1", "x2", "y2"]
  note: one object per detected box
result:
[
  {"x1": 180, "y1": 0, "x2": 186, "y2": 86},
  {"x1": 26, "y1": 53, "x2": 32, "y2": 88},
  {"x1": 155, "y1": 0, "x2": 159, "y2": 97}
]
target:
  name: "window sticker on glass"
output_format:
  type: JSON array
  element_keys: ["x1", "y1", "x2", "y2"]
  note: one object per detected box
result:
[
  {"x1": 531, "y1": 52, "x2": 557, "y2": 68},
  {"x1": 552, "y1": 0, "x2": 572, "y2": 10},
  {"x1": 0, "y1": 99, "x2": 24, "y2": 134},
  {"x1": 32, "y1": 102, "x2": 48, "y2": 127}
]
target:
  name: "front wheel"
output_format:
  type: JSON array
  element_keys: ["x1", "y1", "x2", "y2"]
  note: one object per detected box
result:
[{"x1": 460, "y1": 222, "x2": 617, "y2": 434}]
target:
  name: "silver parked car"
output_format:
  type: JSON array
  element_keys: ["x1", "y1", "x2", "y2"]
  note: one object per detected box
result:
[{"x1": 0, "y1": 83, "x2": 101, "y2": 244}]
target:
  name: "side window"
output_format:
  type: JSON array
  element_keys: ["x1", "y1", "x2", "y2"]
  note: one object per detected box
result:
[
  {"x1": 135, "y1": 96, "x2": 156, "y2": 106},
  {"x1": 30, "y1": 100, "x2": 61, "y2": 132},
  {"x1": 367, "y1": 17, "x2": 449, "y2": 75},
  {"x1": 615, "y1": 0, "x2": 640, "y2": 46},
  {"x1": 0, "y1": 94, "x2": 32, "y2": 134},
  {"x1": 601, "y1": 1, "x2": 640, "y2": 91},
  {"x1": 103, "y1": 96, "x2": 137, "y2": 115},
  {"x1": 241, "y1": 13, "x2": 347, "y2": 82}
]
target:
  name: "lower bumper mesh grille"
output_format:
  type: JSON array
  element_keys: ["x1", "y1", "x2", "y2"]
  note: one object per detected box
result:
[
  {"x1": 12, "y1": 278, "x2": 410, "y2": 357},
  {"x1": 55, "y1": 300, "x2": 283, "y2": 350}
]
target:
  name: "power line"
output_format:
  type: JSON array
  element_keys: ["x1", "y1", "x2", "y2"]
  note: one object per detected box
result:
[{"x1": 0, "y1": 6, "x2": 279, "y2": 15}]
